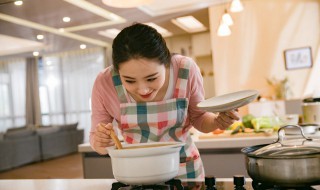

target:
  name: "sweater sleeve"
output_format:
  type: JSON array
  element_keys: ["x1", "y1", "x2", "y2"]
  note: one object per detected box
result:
[
  {"x1": 90, "y1": 68, "x2": 117, "y2": 147},
  {"x1": 186, "y1": 57, "x2": 212, "y2": 130}
]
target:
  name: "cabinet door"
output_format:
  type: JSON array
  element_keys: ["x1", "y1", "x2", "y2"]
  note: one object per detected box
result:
[
  {"x1": 82, "y1": 153, "x2": 113, "y2": 179},
  {"x1": 191, "y1": 32, "x2": 211, "y2": 57}
]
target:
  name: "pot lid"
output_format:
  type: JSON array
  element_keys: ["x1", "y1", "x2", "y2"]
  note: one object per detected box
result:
[
  {"x1": 303, "y1": 97, "x2": 320, "y2": 103},
  {"x1": 248, "y1": 125, "x2": 320, "y2": 158},
  {"x1": 250, "y1": 140, "x2": 320, "y2": 157}
]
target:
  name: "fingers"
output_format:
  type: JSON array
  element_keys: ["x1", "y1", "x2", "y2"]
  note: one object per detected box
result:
[
  {"x1": 215, "y1": 110, "x2": 240, "y2": 129},
  {"x1": 215, "y1": 114, "x2": 233, "y2": 129},
  {"x1": 224, "y1": 110, "x2": 240, "y2": 120},
  {"x1": 93, "y1": 123, "x2": 115, "y2": 150},
  {"x1": 97, "y1": 123, "x2": 113, "y2": 135}
]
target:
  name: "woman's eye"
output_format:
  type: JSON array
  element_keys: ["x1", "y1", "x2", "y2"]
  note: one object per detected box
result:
[
  {"x1": 147, "y1": 78, "x2": 156, "y2": 82},
  {"x1": 125, "y1": 80, "x2": 135, "y2": 84}
]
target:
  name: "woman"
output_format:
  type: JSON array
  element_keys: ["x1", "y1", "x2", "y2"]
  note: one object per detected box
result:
[{"x1": 90, "y1": 23, "x2": 239, "y2": 181}]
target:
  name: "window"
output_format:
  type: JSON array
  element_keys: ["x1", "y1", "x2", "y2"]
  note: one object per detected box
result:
[
  {"x1": 39, "y1": 48, "x2": 105, "y2": 142},
  {"x1": 0, "y1": 59, "x2": 26, "y2": 131}
]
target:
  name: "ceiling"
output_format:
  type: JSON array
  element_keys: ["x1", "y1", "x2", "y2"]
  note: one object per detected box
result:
[{"x1": 0, "y1": 0, "x2": 224, "y2": 58}]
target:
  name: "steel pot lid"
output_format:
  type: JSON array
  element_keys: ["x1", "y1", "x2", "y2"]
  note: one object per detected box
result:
[
  {"x1": 248, "y1": 125, "x2": 320, "y2": 158},
  {"x1": 303, "y1": 97, "x2": 320, "y2": 103}
]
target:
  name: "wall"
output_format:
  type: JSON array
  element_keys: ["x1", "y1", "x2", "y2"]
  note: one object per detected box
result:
[{"x1": 209, "y1": 0, "x2": 320, "y2": 99}]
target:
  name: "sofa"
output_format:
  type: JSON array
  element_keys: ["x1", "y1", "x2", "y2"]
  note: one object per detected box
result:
[
  {"x1": 0, "y1": 123, "x2": 84, "y2": 172},
  {"x1": 38, "y1": 123, "x2": 84, "y2": 160},
  {"x1": 0, "y1": 127, "x2": 41, "y2": 171}
]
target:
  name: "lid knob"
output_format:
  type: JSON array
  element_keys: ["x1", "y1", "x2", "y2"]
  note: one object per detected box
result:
[{"x1": 234, "y1": 175, "x2": 245, "y2": 187}]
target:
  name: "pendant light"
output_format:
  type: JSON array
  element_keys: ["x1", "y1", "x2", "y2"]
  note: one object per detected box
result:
[
  {"x1": 102, "y1": 0, "x2": 153, "y2": 8},
  {"x1": 217, "y1": 21, "x2": 231, "y2": 37},
  {"x1": 222, "y1": 9, "x2": 233, "y2": 26},
  {"x1": 230, "y1": 0, "x2": 243, "y2": 12}
]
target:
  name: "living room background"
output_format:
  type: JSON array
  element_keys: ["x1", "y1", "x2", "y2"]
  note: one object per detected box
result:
[{"x1": 0, "y1": 47, "x2": 106, "y2": 142}]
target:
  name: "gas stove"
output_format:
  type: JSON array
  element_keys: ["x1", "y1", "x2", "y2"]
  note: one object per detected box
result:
[{"x1": 111, "y1": 176, "x2": 320, "y2": 190}]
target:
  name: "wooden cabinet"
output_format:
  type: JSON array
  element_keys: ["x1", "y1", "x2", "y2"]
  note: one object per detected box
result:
[
  {"x1": 191, "y1": 32, "x2": 212, "y2": 57},
  {"x1": 165, "y1": 32, "x2": 215, "y2": 98},
  {"x1": 165, "y1": 35, "x2": 192, "y2": 56}
]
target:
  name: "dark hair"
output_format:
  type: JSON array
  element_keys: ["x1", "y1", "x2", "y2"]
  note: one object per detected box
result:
[{"x1": 112, "y1": 23, "x2": 171, "y2": 71}]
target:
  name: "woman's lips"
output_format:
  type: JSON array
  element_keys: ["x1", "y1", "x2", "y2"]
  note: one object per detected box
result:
[{"x1": 140, "y1": 91, "x2": 153, "y2": 99}]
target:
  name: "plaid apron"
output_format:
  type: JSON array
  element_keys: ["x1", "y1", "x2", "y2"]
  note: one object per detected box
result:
[{"x1": 112, "y1": 61, "x2": 204, "y2": 180}]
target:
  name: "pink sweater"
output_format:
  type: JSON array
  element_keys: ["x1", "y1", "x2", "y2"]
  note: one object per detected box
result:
[{"x1": 90, "y1": 55, "x2": 210, "y2": 145}]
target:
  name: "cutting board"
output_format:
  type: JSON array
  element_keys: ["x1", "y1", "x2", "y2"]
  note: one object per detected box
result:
[{"x1": 198, "y1": 131, "x2": 275, "y2": 139}]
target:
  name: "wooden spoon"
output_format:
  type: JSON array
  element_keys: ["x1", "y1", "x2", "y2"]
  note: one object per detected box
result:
[{"x1": 109, "y1": 129, "x2": 123, "y2": 149}]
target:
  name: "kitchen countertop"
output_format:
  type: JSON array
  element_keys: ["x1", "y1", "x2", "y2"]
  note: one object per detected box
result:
[
  {"x1": 0, "y1": 179, "x2": 117, "y2": 190},
  {"x1": 0, "y1": 178, "x2": 251, "y2": 190},
  {"x1": 3, "y1": 178, "x2": 320, "y2": 190},
  {"x1": 78, "y1": 132, "x2": 320, "y2": 152}
]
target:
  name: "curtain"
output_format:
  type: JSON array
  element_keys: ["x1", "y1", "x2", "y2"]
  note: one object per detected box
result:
[
  {"x1": 38, "y1": 56, "x2": 64, "y2": 124},
  {"x1": 0, "y1": 59, "x2": 26, "y2": 132},
  {"x1": 303, "y1": 45, "x2": 320, "y2": 98},
  {"x1": 104, "y1": 47, "x2": 113, "y2": 68},
  {"x1": 25, "y1": 57, "x2": 41, "y2": 126},
  {"x1": 40, "y1": 48, "x2": 105, "y2": 142}
]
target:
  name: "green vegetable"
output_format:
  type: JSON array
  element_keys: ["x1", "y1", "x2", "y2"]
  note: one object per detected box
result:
[
  {"x1": 231, "y1": 125, "x2": 241, "y2": 135},
  {"x1": 242, "y1": 114, "x2": 255, "y2": 129},
  {"x1": 231, "y1": 125, "x2": 245, "y2": 135},
  {"x1": 251, "y1": 117, "x2": 276, "y2": 132}
]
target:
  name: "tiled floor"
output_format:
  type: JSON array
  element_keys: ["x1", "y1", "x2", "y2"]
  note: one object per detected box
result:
[{"x1": 0, "y1": 153, "x2": 83, "y2": 179}]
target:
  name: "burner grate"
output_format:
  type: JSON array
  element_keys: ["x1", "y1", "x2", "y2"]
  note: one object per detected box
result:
[{"x1": 111, "y1": 179, "x2": 183, "y2": 190}]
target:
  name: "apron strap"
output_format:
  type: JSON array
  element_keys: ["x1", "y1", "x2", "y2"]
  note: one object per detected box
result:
[
  {"x1": 111, "y1": 68, "x2": 129, "y2": 103},
  {"x1": 173, "y1": 60, "x2": 191, "y2": 98}
]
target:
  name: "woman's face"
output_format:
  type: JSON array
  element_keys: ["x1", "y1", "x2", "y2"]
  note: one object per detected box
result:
[{"x1": 118, "y1": 58, "x2": 167, "y2": 102}]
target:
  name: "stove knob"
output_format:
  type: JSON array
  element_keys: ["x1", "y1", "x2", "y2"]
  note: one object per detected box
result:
[
  {"x1": 205, "y1": 176, "x2": 216, "y2": 189},
  {"x1": 233, "y1": 175, "x2": 245, "y2": 187}
]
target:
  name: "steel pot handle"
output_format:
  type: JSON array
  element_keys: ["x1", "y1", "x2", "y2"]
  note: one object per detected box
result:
[{"x1": 274, "y1": 125, "x2": 313, "y2": 144}]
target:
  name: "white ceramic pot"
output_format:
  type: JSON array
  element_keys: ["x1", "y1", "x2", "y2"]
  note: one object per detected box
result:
[{"x1": 107, "y1": 142, "x2": 185, "y2": 185}]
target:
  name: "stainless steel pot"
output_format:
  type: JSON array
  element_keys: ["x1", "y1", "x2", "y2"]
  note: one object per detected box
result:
[
  {"x1": 107, "y1": 142, "x2": 185, "y2": 185},
  {"x1": 242, "y1": 125, "x2": 320, "y2": 187},
  {"x1": 302, "y1": 97, "x2": 320, "y2": 125}
]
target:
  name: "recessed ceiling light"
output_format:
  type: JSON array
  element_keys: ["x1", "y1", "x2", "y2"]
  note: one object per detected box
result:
[
  {"x1": 33, "y1": 51, "x2": 39, "y2": 56},
  {"x1": 171, "y1": 16, "x2": 207, "y2": 33},
  {"x1": 14, "y1": 0, "x2": 23, "y2": 6},
  {"x1": 101, "y1": 0, "x2": 153, "y2": 8},
  {"x1": 98, "y1": 28, "x2": 121, "y2": 39},
  {"x1": 36, "y1": 35, "x2": 44, "y2": 40},
  {"x1": 63, "y1": 17, "x2": 71, "y2": 22},
  {"x1": 144, "y1": 22, "x2": 172, "y2": 37},
  {"x1": 80, "y1": 44, "x2": 87, "y2": 49}
]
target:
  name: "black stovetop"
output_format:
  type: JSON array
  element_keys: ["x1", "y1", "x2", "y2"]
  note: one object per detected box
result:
[{"x1": 111, "y1": 176, "x2": 320, "y2": 190}]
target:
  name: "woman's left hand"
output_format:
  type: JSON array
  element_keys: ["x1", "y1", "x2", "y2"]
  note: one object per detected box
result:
[{"x1": 213, "y1": 110, "x2": 240, "y2": 130}]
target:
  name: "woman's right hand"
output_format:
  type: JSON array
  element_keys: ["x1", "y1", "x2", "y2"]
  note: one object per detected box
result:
[{"x1": 92, "y1": 123, "x2": 115, "y2": 155}]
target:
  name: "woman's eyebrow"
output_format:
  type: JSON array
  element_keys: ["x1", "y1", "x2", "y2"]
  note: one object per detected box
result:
[
  {"x1": 122, "y1": 72, "x2": 158, "y2": 79},
  {"x1": 144, "y1": 72, "x2": 158, "y2": 78},
  {"x1": 123, "y1": 76, "x2": 135, "y2": 79}
]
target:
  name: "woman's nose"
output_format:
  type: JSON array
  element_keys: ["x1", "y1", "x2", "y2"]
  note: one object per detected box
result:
[{"x1": 137, "y1": 86, "x2": 150, "y2": 95}]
